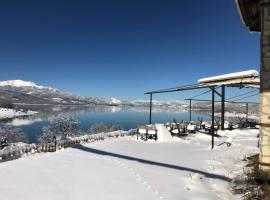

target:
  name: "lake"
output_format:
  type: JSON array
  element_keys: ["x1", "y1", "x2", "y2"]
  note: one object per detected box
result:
[{"x1": 0, "y1": 105, "x2": 211, "y2": 143}]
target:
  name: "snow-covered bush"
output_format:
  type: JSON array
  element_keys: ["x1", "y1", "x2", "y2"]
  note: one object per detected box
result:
[
  {"x1": 50, "y1": 114, "x2": 80, "y2": 139},
  {"x1": 88, "y1": 123, "x2": 108, "y2": 134},
  {"x1": 108, "y1": 124, "x2": 122, "y2": 132},
  {"x1": 87, "y1": 123, "x2": 122, "y2": 134},
  {"x1": 38, "y1": 126, "x2": 56, "y2": 144},
  {"x1": 0, "y1": 125, "x2": 28, "y2": 144},
  {"x1": 38, "y1": 114, "x2": 80, "y2": 144}
]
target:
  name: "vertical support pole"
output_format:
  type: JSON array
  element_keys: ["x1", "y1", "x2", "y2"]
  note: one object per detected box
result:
[
  {"x1": 211, "y1": 87, "x2": 215, "y2": 149},
  {"x1": 149, "y1": 93, "x2": 152, "y2": 124},
  {"x1": 189, "y1": 99, "x2": 192, "y2": 122},
  {"x1": 246, "y1": 103, "x2": 249, "y2": 121},
  {"x1": 221, "y1": 85, "x2": 225, "y2": 130}
]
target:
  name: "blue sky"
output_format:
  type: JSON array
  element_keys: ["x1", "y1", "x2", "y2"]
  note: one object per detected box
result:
[{"x1": 0, "y1": 0, "x2": 260, "y2": 101}]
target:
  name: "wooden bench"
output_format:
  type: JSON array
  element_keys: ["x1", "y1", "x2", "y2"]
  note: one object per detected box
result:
[{"x1": 137, "y1": 125, "x2": 158, "y2": 141}]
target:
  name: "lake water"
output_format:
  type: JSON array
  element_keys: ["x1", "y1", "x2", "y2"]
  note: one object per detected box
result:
[{"x1": 0, "y1": 105, "x2": 211, "y2": 143}]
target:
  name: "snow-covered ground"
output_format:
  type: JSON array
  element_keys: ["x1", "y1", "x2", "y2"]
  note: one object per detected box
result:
[
  {"x1": 215, "y1": 111, "x2": 259, "y2": 120},
  {"x1": 0, "y1": 129, "x2": 259, "y2": 200},
  {"x1": 0, "y1": 108, "x2": 38, "y2": 119}
]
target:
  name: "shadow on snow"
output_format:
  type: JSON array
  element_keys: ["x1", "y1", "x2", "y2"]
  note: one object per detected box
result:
[{"x1": 73, "y1": 144, "x2": 232, "y2": 182}]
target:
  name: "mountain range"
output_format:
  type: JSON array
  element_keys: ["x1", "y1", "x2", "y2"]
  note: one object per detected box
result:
[
  {"x1": 0, "y1": 80, "x2": 255, "y2": 114},
  {"x1": 0, "y1": 80, "x2": 116, "y2": 106},
  {"x1": 0, "y1": 80, "x2": 187, "y2": 109}
]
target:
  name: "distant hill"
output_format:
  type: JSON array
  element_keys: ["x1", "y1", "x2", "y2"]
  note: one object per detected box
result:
[
  {"x1": 0, "y1": 80, "x2": 115, "y2": 106},
  {"x1": 192, "y1": 101, "x2": 259, "y2": 114}
]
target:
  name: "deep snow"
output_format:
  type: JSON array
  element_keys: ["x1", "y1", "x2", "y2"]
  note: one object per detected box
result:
[{"x1": 0, "y1": 129, "x2": 259, "y2": 200}]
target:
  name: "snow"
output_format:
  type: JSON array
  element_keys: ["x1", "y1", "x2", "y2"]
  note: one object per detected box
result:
[
  {"x1": 110, "y1": 98, "x2": 122, "y2": 105},
  {"x1": 198, "y1": 70, "x2": 259, "y2": 83},
  {"x1": 215, "y1": 111, "x2": 259, "y2": 120},
  {"x1": 156, "y1": 124, "x2": 173, "y2": 142},
  {"x1": 0, "y1": 80, "x2": 45, "y2": 89},
  {"x1": 187, "y1": 123, "x2": 196, "y2": 131},
  {"x1": 7, "y1": 118, "x2": 43, "y2": 126},
  {"x1": 0, "y1": 80, "x2": 57, "y2": 91},
  {"x1": 0, "y1": 129, "x2": 259, "y2": 200},
  {"x1": 0, "y1": 108, "x2": 38, "y2": 119}
]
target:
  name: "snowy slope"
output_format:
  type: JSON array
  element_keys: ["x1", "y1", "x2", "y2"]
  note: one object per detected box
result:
[
  {"x1": 0, "y1": 80, "x2": 117, "y2": 106},
  {"x1": 0, "y1": 80, "x2": 46, "y2": 89},
  {"x1": 0, "y1": 129, "x2": 258, "y2": 200}
]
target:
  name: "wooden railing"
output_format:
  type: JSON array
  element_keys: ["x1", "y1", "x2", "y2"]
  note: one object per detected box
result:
[{"x1": 0, "y1": 130, "x2": 135, "y2": 161}]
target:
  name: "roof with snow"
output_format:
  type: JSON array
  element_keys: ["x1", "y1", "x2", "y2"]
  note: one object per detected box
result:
[{"x1": 145, "y1": 70, "x2": 260, "y2": 94}]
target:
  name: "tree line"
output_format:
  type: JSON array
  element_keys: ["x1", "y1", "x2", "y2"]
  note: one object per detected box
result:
[{"x1": 0, "y1": 114, "x2": 122, "y2": 149}]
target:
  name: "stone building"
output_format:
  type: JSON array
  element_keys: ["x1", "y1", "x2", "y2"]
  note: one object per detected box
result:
[{"x1": 237, "y1": 0, "x2": 270, "y2": 171}]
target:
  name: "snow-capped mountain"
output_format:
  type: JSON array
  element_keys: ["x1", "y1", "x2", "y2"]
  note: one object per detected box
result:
[
  {"x1": 0, "y1": 80, "x2": 189, "y2": 109},
  {"x1": 0, "y1": 80, "x2": 114, "y2": 106},
  {"x1": 0, "y1": 80, "x2": 46, "y2": 89}
]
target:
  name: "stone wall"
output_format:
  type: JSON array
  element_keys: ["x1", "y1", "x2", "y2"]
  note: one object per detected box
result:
[{"x1": 259, "y1": 0, "x2": 270, "y2": 170}]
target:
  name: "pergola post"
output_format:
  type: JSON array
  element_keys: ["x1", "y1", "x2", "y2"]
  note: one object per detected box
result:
[
  {"x1": 221, "y1": 85, "x2": 225, "y2": 130},
  {"x1": 149, "y1": 93, "x2": 153, "y2": 124},
  {"x1": 259, "y1": 0, "x2": 270, "y2": 170},
  {"x1": 246, "y1": 102, "x2": 249, "y2": 120},
  {"x1": 211, "y1": 87, "x2": 215, "y2": 149},
  {"x1": 189, "y1": 99, "x2": 192, "y2": 122}
]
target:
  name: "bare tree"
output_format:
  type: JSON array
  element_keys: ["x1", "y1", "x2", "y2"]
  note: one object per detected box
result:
[
  {"x1": 38, "y1": 126, "x2": 55, "y2": 144},
  {"x1": 48, "y1": 114, "x2": 80, "y2": 140},
  {"x1": 108, "y1": 124, "x2": 122, "y2": 132},
  {"x1": 0, "y1": 125, "x2": 27, "y2": 144},
  {"x1": 88, "y1": 123, "x2": 109, "y2": 134},
  {"x1": 87, "y1": 123, "x2": 122, "y2": 134}
]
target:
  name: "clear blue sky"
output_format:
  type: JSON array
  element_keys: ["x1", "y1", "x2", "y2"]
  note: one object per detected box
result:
[{"x1": 0, "y1": 0, "x2": 260, "y2": 101}]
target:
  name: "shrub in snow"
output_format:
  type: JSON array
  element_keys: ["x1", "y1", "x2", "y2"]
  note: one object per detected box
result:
[
  {"x1": 87, "y1": 123, "x2": 122, "y2": 134},
  {"x1": 38, "y1": 114, "x2": 80, "y2": 144},
  {"x1": 49, "y1": 114, "x2": 80, "y2": 139},
  {"x1": 108, "y1": 124, "x2": 122, "y2": 132},
  {"x1": 38, "y1": 126, "x2": 56, "y2": 144},
  {"x1": 0, "y1": 125, "x2": 28, "y2": 144},
  {"x1": 88, "y1": 123, "x2": 109, "y2": 134}
]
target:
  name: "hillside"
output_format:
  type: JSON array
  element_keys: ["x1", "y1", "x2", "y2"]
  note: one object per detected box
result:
[{"x1": 0, "y1": 80, "x2": 115, "y2": 106}]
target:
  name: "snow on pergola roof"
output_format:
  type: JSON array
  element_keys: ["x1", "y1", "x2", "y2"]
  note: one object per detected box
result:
[
  {"x1": 145, "y1": 70, "x2": 260, "y2": 94},
  {"x1": 198, "y1": 70, "x2": 259, "y2": 88},
  {"x1": 198, "y1": 70, "x2": 258, "y2": 84}
]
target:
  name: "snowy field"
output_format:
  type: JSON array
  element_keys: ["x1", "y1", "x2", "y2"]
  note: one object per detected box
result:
[
  {"x1": 0, "y1": 129, "x2": 259, "y2": 200},
  {"x1": 0, "y1": 108, "x2": 37, "y2": 119}
]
